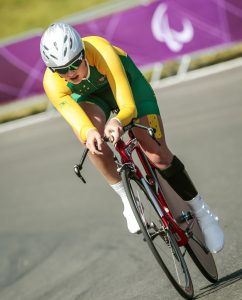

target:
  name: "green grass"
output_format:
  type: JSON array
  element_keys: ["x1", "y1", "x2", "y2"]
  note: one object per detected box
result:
[
  {"x1": 0, "y1": 99, "x2": 49, "y2": 123},
  {"x1": 0, "y1": 0, "x2": 109, "y2": 39}
]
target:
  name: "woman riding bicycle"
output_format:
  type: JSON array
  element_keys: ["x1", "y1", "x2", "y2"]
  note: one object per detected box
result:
[{"x1": 40, "y1": 23, "x2": 224, "y2": 253}]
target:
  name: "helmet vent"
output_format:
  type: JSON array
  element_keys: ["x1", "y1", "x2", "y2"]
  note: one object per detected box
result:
[
  {"x1": 64, "y1": 35, "x2": 68, "y2": 43},
  {"x1": 44, "y1": 45, "x2": 49, "y2": 51},
  {"x1": 53, "y1": 42, "x2": 58, "y2": 51},
  {"x1": 43, "y1": 51, "x2": 49, "y2": 59},
  {"x1": 50, "y1": 54, "x2": 58, "y2": 60},
  {"x1": 70, "y1": 37, "x2": 73, "y2": 49},
  {"x1": 64, "y1": 47, "x2": 67, "y2": 57}
]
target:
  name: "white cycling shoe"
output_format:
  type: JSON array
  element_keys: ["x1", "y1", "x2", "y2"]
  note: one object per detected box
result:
[
  {"x1": 188, "y1": 195, "x2": 224, "y2": 253},
  {"x1": 123, "y1": 206, "x2": 140, "y2": 234}
]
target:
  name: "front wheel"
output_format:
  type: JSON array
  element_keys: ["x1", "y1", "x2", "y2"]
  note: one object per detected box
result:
[{"x1": 121, "y1": 168, "x2": 194, "y2": 300}]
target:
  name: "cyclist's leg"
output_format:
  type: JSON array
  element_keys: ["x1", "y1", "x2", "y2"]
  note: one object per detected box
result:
[
  {"x1": 74, "y1": 100, "x2": 139, "y2": 233},
  {"x1": 122, "y1": 63, "x2": 201, "y2": 233},
  {"x1": 133, "y1": 114, "x2": 224, "y2": 252},
  {"x1": 132, "y1": 114, "x2": 173, "y2": 170},
  {"x1": 133, "y1": 114, "x2": 199, "y2": 200}
]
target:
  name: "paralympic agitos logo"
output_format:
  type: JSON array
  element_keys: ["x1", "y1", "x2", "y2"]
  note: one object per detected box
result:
[{"x1": 151, "y1": 3, "x2": 194, "y2": 52}]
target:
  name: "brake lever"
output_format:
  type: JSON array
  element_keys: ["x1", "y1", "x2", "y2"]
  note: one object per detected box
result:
[
  {"x1": 74, "y1": 148, "x2": 89, "y2": 183},
  {"x1": 74, "y1": 164, "x2": 86, "y2": 183}
]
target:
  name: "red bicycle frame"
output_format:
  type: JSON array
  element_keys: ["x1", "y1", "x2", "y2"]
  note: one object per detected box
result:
[
  {"x1": 74, "y1": 123, "x2": 195, "y2": 248},
  {"x1": 115, "y1": 129, "x2": 193, "y2": 247}
]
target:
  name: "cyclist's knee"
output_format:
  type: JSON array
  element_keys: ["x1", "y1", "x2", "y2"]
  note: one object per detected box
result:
[
  {"x1": 136, "y1": 131, "x2": 173, "y2": 167},
  {"x1": 79, "y1": 102, "x2": 106, "y2": 134},
  {"x1": 138, "y1": 135, "x2": 173, "y2": 167},
  {"x1": 147, "y1": 148, "x2": 173, "y2": 169}
]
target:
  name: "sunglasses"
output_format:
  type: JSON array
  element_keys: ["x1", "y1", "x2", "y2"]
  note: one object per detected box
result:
[{"x1": 50, "y1": 50, "x2": 84, "y2": 74}]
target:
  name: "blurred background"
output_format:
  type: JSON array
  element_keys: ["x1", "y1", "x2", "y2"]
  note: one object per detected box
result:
[
  {"x1": 1, "y1": 0, "x2": 242, "y2": 122},
  {"x1": 0, "y1": 0, "x2": 110, "y2": 39}
]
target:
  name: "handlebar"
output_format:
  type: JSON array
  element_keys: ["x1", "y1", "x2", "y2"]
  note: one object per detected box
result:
[
  {"x1": 103, "y1": 120, "x2": 160, "y2": 143},
  {"x1": 74, "y1": 119, "x2": 160, "y2": 183}
]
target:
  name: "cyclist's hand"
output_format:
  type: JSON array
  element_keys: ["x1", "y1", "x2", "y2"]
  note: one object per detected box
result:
[
  {"x1": 104, "y1": 118, "x2": 123, "y2": 144},
  {"x1": 86, "y1": 128, "x2": 103, "y2": 155}
]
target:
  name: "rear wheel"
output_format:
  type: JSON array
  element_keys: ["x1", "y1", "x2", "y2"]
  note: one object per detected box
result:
[
  {"x1": 121, "y1": 168, "x2": 194, "y2": 300},
  {"x1": 155, "y1": 171, "x2": 218, "y2": 283}
]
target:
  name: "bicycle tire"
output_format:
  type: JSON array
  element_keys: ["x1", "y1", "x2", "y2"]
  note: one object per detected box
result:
[
  {"x1": 121, "y1": 167, "x2": 194, "y2": 300},
  {"x1": 155, "y1": 172, "x2": 218, "y2": 283}
]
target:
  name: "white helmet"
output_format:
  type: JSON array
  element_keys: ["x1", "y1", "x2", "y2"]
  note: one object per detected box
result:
[{"x1": 40, "y1": 23, "x2": 84, "y2": 68}]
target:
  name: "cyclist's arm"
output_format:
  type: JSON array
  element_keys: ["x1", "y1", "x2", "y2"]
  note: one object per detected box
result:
[
  {"x1": 85, "y1": 37, "x2": 137, "y2": 126},
  {"x1": 43, "y1": 69, "x2": 96, "y2": 142}
]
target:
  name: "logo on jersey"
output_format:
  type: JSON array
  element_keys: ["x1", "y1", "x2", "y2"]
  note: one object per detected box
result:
[
  {"x1": 151, "y1": 3, "x2": 194, "y2": 52},
  {"x1": 98, "y1": 76, "x2": 106, "y2": 82}
]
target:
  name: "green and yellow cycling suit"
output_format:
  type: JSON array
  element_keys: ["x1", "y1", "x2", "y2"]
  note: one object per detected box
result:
[{"x1": 43, "y1": 36, "x2": 160, "y2": 141}]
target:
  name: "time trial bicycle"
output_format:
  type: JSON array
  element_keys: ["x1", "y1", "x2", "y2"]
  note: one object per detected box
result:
[{"x1": 74, "y1": 120, "x2": 218, "y2": 299}]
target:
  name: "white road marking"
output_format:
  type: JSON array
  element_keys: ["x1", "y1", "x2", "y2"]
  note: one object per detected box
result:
[{"x1": 0, "y1": 110, "x2": 59, "y2": 134}]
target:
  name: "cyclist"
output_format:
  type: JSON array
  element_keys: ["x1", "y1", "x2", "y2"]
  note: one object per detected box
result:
[{"x1": 40, "y1": 23, "x2": 224, "y2": 253}]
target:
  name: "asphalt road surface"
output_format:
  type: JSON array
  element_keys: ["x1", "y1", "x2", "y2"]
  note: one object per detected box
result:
[{"x1": 0, "y1": 63, "x2": 242, "y2": 300}]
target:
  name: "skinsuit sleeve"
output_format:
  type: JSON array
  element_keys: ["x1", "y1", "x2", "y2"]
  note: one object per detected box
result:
[{"x1": 43, "y1": 68, "x2": 96, "y2": 141}]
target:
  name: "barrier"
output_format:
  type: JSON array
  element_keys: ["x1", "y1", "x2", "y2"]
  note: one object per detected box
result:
[{"x1": 0, "y1": 0, "x2": 242, "y2": 104}]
